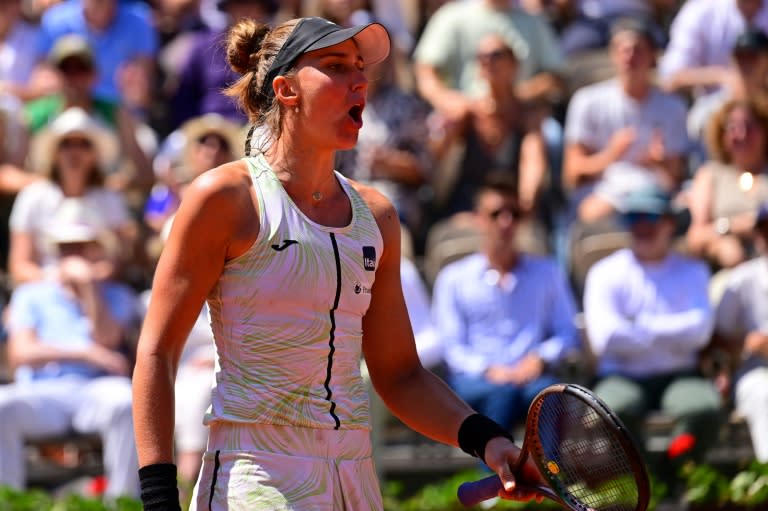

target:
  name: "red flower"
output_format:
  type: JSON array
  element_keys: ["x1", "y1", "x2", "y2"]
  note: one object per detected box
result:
[
  {"x1": 88, "y1": 475, "x2": 108, "y2": 496},
  {"x1": 667, "y1": 432, "x2": 697, "y2": 459}
]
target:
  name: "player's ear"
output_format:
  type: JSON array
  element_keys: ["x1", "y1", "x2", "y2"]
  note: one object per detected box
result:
[{"x1": 273, "y1": 76, "x2": 299, "y2": 109}]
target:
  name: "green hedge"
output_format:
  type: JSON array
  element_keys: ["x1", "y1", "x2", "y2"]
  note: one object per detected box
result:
[{"x1": 2, "y1": 463, "x2": 766, "y2": 511}]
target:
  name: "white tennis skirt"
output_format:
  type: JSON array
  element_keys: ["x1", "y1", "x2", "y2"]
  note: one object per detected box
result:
[{"x1": 189, "y1": 422, "x2": 384, "y2": 511}]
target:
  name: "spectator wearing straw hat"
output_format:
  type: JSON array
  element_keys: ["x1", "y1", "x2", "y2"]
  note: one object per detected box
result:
[
  {"x1": 144, "y1": 113, "x2": 244, "y2": 241},
  {"x1": 23, "y1": 34, "x2": 154, "y2": 195},
  {"x1": 8, "y1": 106, "x2": 135, "y2": 286},
  {"x1": 0, "y1": 197, "x2": 141, "y2": 498}
]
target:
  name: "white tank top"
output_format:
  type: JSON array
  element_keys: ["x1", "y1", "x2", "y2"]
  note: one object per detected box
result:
[{"x1": 205, "y1": 154, "x2": 384, "y2": 430}]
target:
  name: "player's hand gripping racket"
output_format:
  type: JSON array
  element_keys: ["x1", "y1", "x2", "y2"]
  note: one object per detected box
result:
[{"x1": 458, "y1": 383, "x2": 650, "y2": 511}]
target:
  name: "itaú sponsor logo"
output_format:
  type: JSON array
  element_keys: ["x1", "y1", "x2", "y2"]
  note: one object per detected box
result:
[{"x1": 353, "y1": 282, "x2": 371, "y2": 295}]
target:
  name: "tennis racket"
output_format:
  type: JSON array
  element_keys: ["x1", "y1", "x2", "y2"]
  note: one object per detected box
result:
[{"x1": 457, "y1": 383, "x2": 650, "y2": 511}]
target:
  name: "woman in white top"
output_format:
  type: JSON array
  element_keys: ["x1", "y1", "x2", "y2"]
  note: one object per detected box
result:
[
  {"x1": 8, "y1": 106, "x2": 133, "y2": 285},
  {"x1": 132, "y1": 15, "x2": 543, "y2": 511}
]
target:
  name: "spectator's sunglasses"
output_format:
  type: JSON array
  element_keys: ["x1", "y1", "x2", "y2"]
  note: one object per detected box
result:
[
  {"x1": 487, "y1": 205, "x2": 522, "y2": 221},
  {"x1": 476, "y1": 48, "x2": 514, "y2": 65},
  {"x1": 624, "y1": 212, "x2": 663, "y2": 226}
]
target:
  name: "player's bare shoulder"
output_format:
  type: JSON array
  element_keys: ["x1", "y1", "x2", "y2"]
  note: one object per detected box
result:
[
  {"x1": 348, "y1": 179, "x2": 399, "y2": 227},
  {"x1": 174, "y1": 159, "x2": 259, "y2": 252},
  {"x1": 187, "y1": 160, "x2": 252, "y2": 199}
]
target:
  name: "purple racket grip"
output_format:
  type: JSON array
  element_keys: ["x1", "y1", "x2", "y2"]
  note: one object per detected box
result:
[{"x1": 457, "y1": 474, "x2": 503, "y2": 507}]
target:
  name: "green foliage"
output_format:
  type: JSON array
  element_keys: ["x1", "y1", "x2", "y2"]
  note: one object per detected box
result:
[
  {"x1": 0, "y1": 486, "x2": 142, "y2": 511},
  {"x1": 383, "y1": 470, "x2": 570, "y2": 511},
  {"x1": 0, "y1": 486, "x2": 53, "y2": 511},
  {"x1": 728, "y1": 461, "x2": 768, "y2": 507},
  {"x1": 680, "y1": 461, "x2": 768, "y2": 507},
  {"x1": 680, "y1": 462, "x2": 732, "y2": 505}
]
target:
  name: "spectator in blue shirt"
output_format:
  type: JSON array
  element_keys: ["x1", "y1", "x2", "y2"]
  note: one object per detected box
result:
[
  {"x1": 432, "y1": 172, "x2": 581, "y2": 431},
  {"x1": 0, "y1": 197, "x2": 141, "y2": 497},
  {"x1": 36, "y1": 0, "x2": 159, "y2": 113}
]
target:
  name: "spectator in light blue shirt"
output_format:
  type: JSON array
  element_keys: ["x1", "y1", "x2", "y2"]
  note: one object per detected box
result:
[
  {"x1": 583, "y1": 184, "x2": 722, "y2": 466},
  {"x1": 432, "y1": 172, "x2": 581, "y2": 431}
]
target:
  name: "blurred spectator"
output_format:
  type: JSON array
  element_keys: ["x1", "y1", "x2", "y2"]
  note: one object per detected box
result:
[
  {"x1": 0, "y1": 109, "x2": 39, "y2": 194},
  {"x1": 686, "y1": 100, "x2": 768, "y2": 269},
  {"x1": 168, "y1": 0, "x2": 279, "y2": 130},
  {"x1": 335, "y1": 56, "x2": 432, "y2": 235},
  {"x1": 171, "y1": 302, "x2": 215, "y2": 501},
  {"x1": 414, "y1": 0, "x2": 567, "y2": 220},
  {"x1": 36, "y1": 0, "x2": 159, "y2": 114},
  {"x1": 401, "y1": 254, "x2": 441, "y2": 369},
  {"x1": 138, "y1": 292, "x2": 215, "y2": 502},
  {"x1": 428, "y1": 32, "x2": 548, "y2": 224},
  {"x1": 432, "y1": 172, "x2": 580, "y2": 430},
  {"x1": 308, "y1": 0, "x2": 414, "y2": 55},
  {"x1": 0, "y1": 0, "x2": 45, "y2": 103},
  {"x1": 414, "y1": 0, "x2": 565, "y2": 110},
  {"x1": 145, "y1": 113, "x2": 242, "y2": 245},
  {"x1": 553, "y1": 0, "x2": 668, "y2": 56},
  {"x1": 563, "y1": 17, "x2": 689, "y2": 224},
  {"x1": 0, "y1": 198, "x2": 140, "y2": 498},
  {"x1": 584, "y1": 184, "x2": 721, "y2": 464},
  {"x1": 9, "y1": 107, "x2": 135, "y2": 286},
  {"x1": 687, "y1": 28, "x2": 768, "y2": 165},
  {"x1": 23, "y1": 34, "x2": 154, "y2": 195},
  {"x1": 0, "y1": 0, "x2": 53, "y2": 167},
  {"x1": 659, "y1": 0, "x2": 768, "y2": 95},
  {"x1": 714, "y1": 202, "x2": 768, "y2": 462}
]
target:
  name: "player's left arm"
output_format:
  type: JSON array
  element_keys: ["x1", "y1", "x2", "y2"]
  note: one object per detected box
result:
[
  {"x1": 357, "y1": 183, "x2": 473, "y2": 446},
  {"x1": 358, "y1": 184, "x2": 537, "y2": 498}
]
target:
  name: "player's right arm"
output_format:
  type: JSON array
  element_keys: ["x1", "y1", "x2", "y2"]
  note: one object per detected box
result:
[{"x1": 132, "y1": 160, "x2": 257, "y2": 466}]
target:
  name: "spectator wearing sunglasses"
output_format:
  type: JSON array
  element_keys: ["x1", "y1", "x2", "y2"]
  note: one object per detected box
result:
[
  {"x1": 583, "y1": 184, "x2": 722, "y2": 466},
  {"x1": 428, "y1": 33, "x2": 549, "y2": 226},
  {"x1": 432, "y1": 172, "x2": 580, "y2": 432},
  {"x1": 22, "y1": 34, "x2": 153, "y2": 195}
]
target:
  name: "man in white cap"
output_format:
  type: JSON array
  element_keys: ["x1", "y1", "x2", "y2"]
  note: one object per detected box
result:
[{"x1": 0, "y1": 199, "x2": 141, "y2": 498}]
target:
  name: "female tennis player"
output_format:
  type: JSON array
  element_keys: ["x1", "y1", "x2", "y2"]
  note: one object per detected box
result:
[{"x1": 131, "y1": 16, "x2": 543, "y2": 510}]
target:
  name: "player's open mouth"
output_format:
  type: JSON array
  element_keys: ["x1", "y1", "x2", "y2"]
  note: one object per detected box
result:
[{"x1": 348, "y1": 104, "x2": 363, "y2": 124}]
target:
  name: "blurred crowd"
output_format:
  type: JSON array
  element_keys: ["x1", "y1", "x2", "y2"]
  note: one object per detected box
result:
[{"x1": 0, "y1": 0, "x2": 768, "y2": 502}]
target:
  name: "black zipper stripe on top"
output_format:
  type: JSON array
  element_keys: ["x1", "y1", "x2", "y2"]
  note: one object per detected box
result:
[
  {"x1": 324, "y1": 232, "x2": 342, "y2": 429},
  {"x1": 207, "y1": 450, "x2": 221, "y2": 510}
]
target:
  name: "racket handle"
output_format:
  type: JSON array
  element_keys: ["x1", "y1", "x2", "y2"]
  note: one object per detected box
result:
[{"x1": 457, "y1": 474, "x2": 503, "y2": 507}]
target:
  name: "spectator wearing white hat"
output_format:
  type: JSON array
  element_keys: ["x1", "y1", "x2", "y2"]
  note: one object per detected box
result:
[
  {"x1": 0, "y1": 197, "x2": 141, "y2": 498},
  {"x1": 22, "y1": 34, "x2": 154, "y2": 195},
  {"x1": 8, "y1": 106, "x2": 135, "y2": 286}
]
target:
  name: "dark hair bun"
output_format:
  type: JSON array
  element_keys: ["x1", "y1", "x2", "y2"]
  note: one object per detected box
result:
[{"x1": 226, "y1": 19, "x2": 271, "y2": 75}]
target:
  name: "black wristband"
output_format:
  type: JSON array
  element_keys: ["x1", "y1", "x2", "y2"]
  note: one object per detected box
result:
[
  {"x1": 457, "y1": 413, "x2": 514, "y2": 463},
  {"x1": 138, "y1": 463, "x2": 182, "y2": 511}
]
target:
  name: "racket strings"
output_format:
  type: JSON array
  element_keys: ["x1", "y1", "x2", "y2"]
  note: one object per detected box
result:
[{"x1": 533, "y1": 394, "x2": 641, "y2": 511}]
